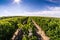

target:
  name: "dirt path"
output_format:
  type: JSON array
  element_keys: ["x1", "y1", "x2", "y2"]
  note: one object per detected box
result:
[
  {"x1": 11, "y1": 29, "x2": 23, "y2": 40},
  {"x1": 11, "y1": 17, "x2": 29, "y2": 40},
  {"x1": 11, "y1": 18, "x2": 50, "y2": 40},
  {"x1": 32, "y1": 19, "x2": 50, "y2": 40}
]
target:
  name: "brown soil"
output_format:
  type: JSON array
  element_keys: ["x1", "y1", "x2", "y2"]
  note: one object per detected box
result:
[
  {"x1": 11, "y1": 19, "x2": 50, "y2": 40},
  {"x1": 32, "y1": 19, "x2": 50, "y2": 40}
]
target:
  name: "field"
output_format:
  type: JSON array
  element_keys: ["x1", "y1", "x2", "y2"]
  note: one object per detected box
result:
[
  {"x1": 32, "y1": 17, "x2": 60, "y2": 40},
  {"x1": 0, "y1": 16, "x2": 60, "y2": 40}
]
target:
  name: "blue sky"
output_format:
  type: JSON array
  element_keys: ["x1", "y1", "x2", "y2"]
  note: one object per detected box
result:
[{"x1": 0, "y1": 0, "x2": 60, "y2": 17}]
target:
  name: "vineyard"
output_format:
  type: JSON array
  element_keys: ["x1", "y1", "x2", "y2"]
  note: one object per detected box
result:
[
  {"x1": 32, "y1": 17, "x2": 60, "y2": 40},
  {"x1": 0, "y1": 16, "x2": 60, "y2": 40}
]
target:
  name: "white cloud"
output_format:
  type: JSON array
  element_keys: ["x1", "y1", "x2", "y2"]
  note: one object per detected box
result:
[
  {"x1": 1, "y1": 10, "x2": 11, "y2": 16},
  {"x1": 1, "y1": 7, "x2": 60, "y2": 18},
  {"x1": 23, "y1": 11, "x2": 60, "y2": 17},
  {"x1": 47, "y1": 6, "x2": 60, "y2": 11},
  {"x1": 4, "y1": 10, "x2": 9, "y2": 14},
  {"x1": 47, "y1": 0, "x2": 60, "y2": 3},
  {"x1": 22, "y1": 7, "x2": 60, "y2": 17}
]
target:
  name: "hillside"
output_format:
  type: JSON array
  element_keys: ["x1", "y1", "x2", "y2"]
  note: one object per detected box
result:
[{"x1": 0, "y1": 16, "x2": 60, "y2": 40}]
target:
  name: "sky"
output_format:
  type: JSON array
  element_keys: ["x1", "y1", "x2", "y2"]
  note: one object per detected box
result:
[{"x1": 0, "y1": 0, "x2": 60, "y2": 17}]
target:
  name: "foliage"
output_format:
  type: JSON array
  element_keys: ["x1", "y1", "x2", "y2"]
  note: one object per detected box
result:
[
  {"x1": 32, "y1": 17, "x2": 60, "y2": 40},
  {"x1": 18, "y1": 17, "x2": 38, "y2": 40},
  {"x1": 0, "y1": 17, "x2": 27, "y2": 40},
  {"x1": 0, "y1": 16, "x2": 60, "y2": 40}
]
